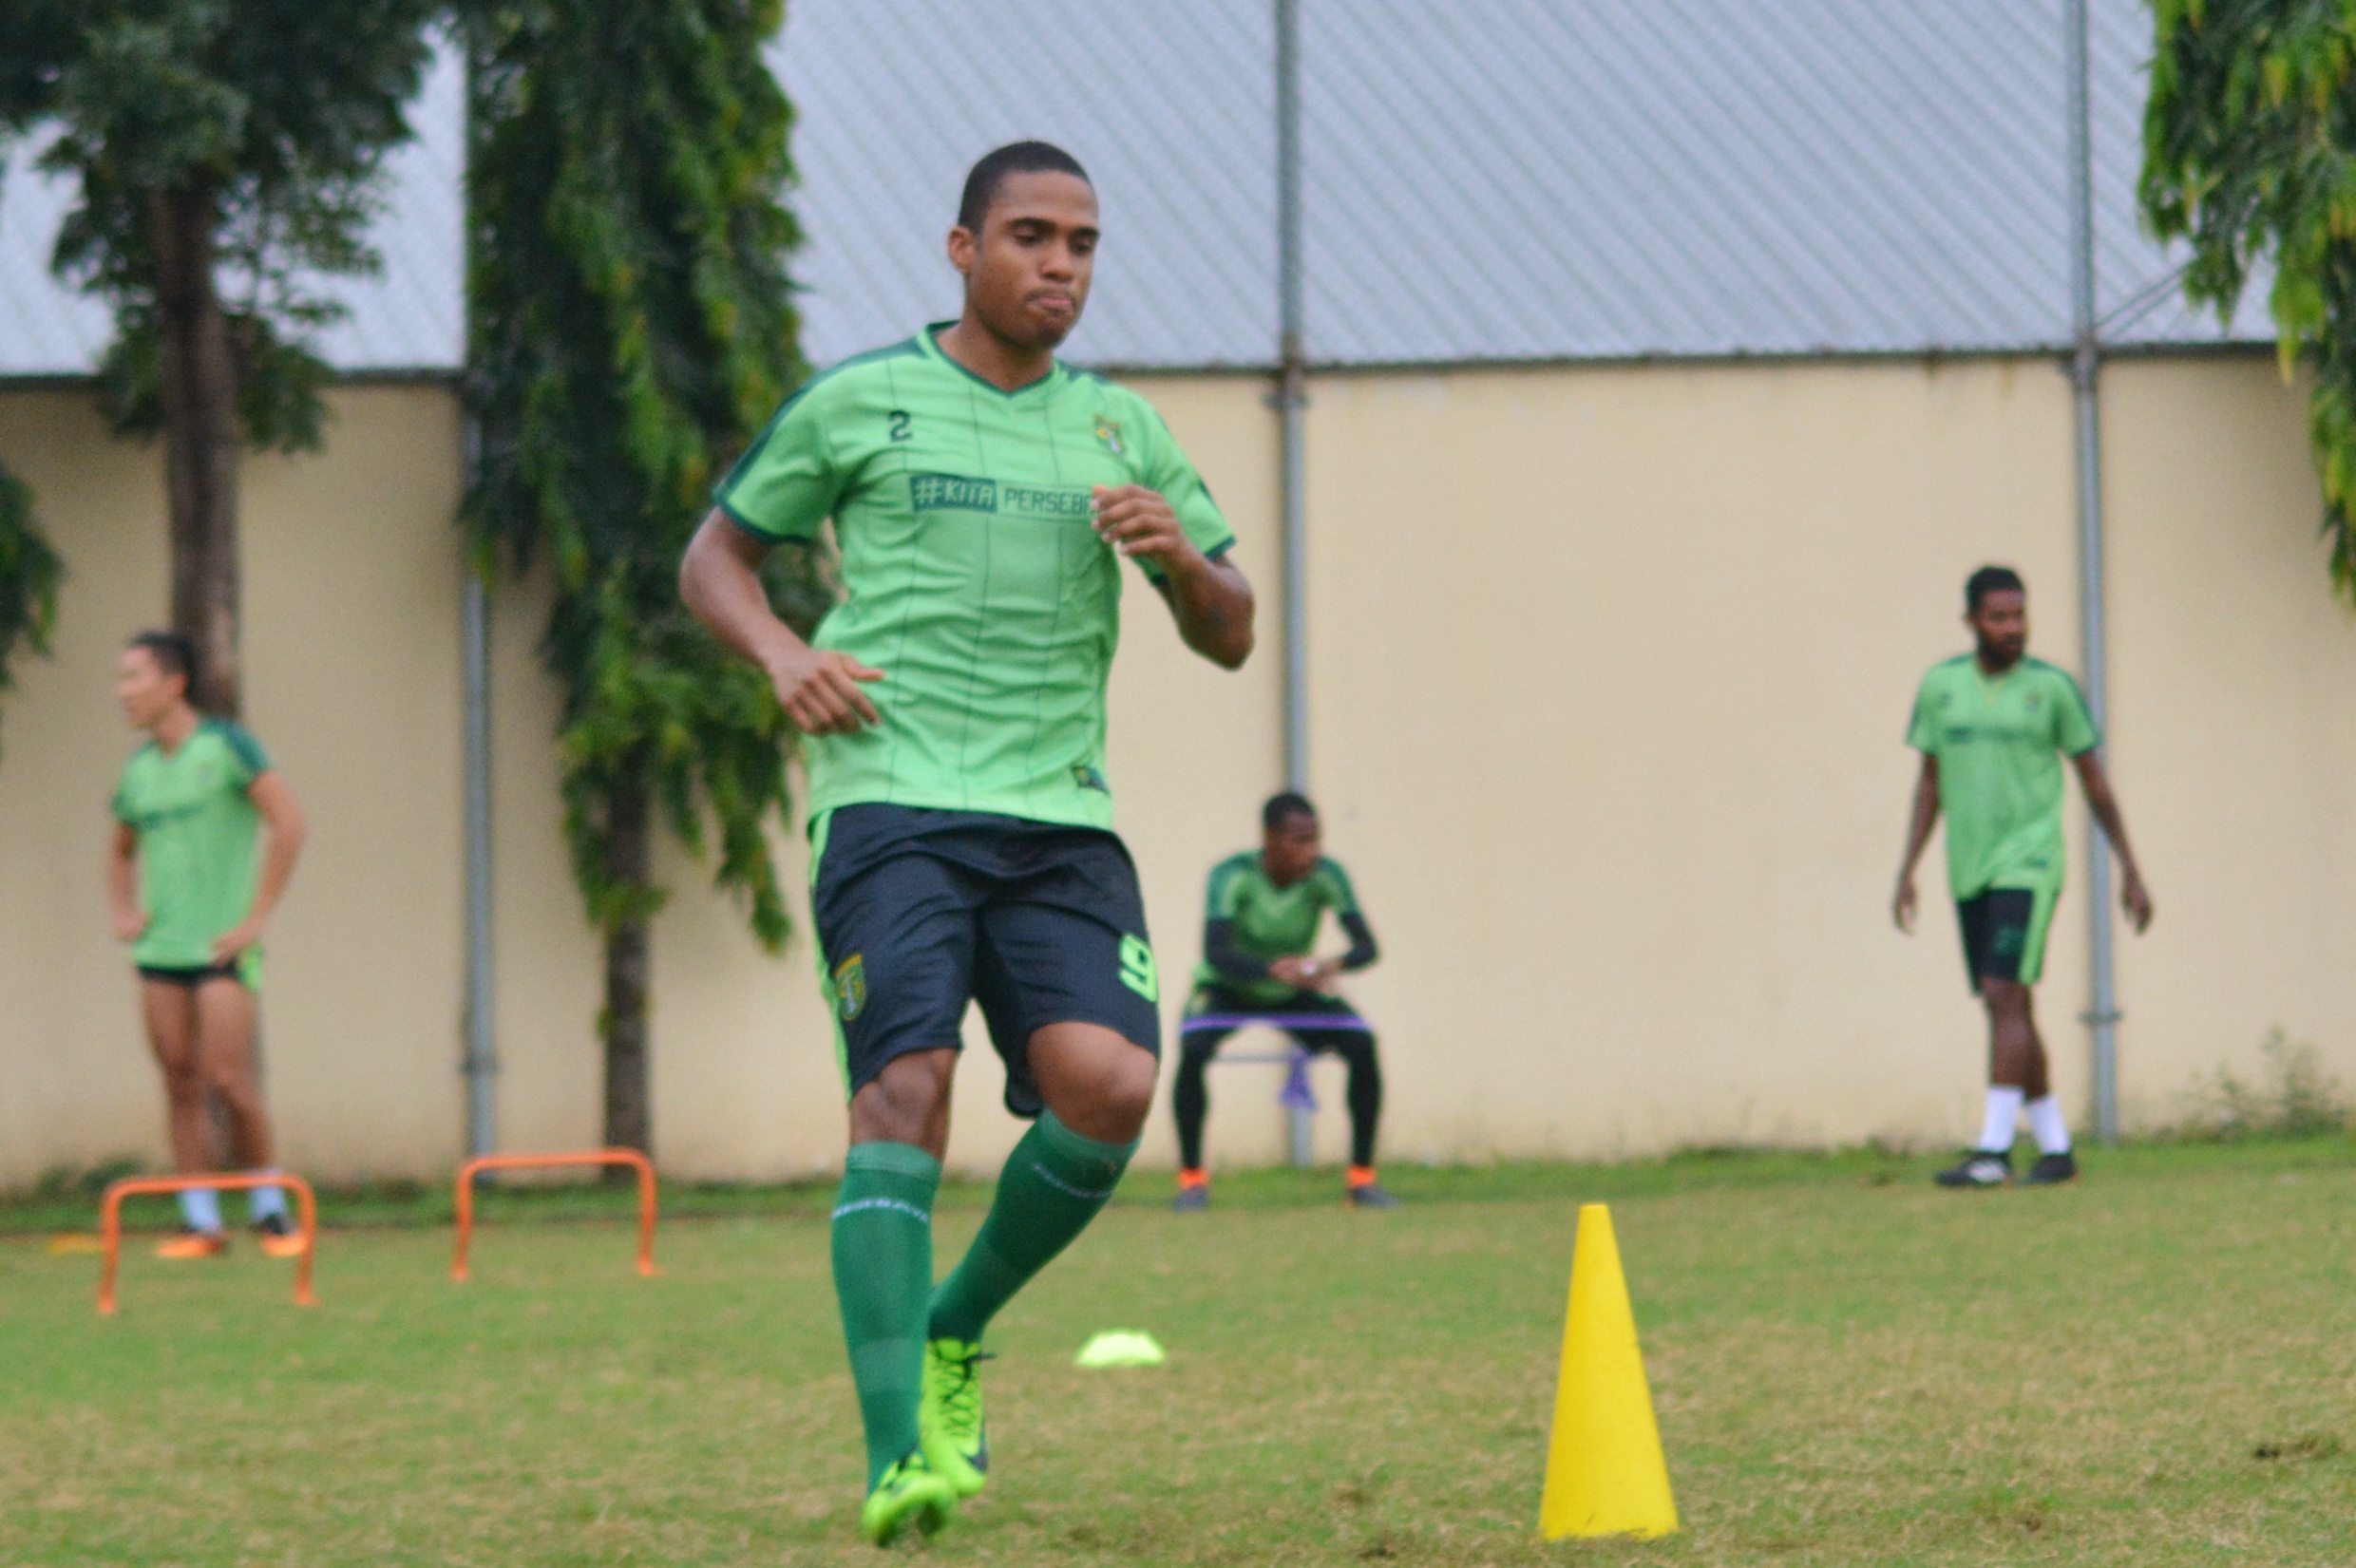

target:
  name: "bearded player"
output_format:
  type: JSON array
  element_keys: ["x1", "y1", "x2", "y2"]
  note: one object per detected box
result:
[
  {"x1": 1892, "y1": 566, "x2": 2152, "y2": 1188},
  {"x1": 682, "y1": 142, "x2": 1253, "y2": 1542}
]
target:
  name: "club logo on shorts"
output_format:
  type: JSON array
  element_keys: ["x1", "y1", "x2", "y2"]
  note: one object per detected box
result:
[
  {"x1": 1092, "y1": 415, "x2": 1125, "y2": 455},
  {"x1": 1118, "y1": 934, "x2": 1158, "y2": 1003},
  {"x1": 833, "y1": 954, "x2": 867, "y2": 1021}
]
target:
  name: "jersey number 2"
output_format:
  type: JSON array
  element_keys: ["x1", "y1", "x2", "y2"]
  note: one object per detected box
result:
[{"x1": 886, "y1": 409, "x2": 912, "y2": 443}]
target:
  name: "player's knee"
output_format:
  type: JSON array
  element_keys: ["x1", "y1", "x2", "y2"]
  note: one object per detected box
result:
[
  {"x1": 849, "y1": 1048, "x2": 956, "y2": 1143},
  {"x1": 1978, "y1": 978, "x2": 2031, "y2": 1018},
  {"x1": 1092, "y1": 1048, "x2": 1159, "y2": 1136}
]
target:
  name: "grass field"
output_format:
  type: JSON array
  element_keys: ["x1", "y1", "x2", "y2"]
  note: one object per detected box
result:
[{"x1": 7, "y1": 1141, "x2": 2356, "y2": 1566}]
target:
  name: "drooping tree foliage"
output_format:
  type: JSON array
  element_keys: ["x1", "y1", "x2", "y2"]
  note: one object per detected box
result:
[
  {"x1": 464, "y1": 0, "x2": 818, "y2": 1154},
  {"x1": 0, "y1": 0, "x2": 443, "y2": 713},
  {"x1": 2144, "y1": 0, "x2": 2356, "y2": 599},
  {"x1": 0, "y1": 459, "x2": 63, "y2": 757}
]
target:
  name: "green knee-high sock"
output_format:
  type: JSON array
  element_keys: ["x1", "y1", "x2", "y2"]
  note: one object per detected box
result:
[
  {"x1": 831, "y1": 1142, "x2": 941, "y2": 1488},
  {"x1": 930, "y1": 1111, "x2": 1136, "y2": 1345}
]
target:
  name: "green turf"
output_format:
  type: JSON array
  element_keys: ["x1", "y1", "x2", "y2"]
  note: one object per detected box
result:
[{"x1": 6, "y1": 1141, "x2": 2356, "y2": 1565}]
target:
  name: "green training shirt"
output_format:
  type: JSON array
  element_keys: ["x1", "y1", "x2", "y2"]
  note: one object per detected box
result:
[
  {"x1": 1194, "y1": 851, "x2": 1361, "y2": 1006},
  {"x1": 713, "y1": 325, "x2": 1236, "y2": 831},
  {"x1": 1906, "y1": 654, "x2": 2099, "y2": 898},
  {"x1": 112, "y1": 719, "x2": 271, "y2": 969}
]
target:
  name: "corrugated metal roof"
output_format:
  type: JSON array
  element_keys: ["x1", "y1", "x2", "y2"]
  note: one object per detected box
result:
[
  {"x1": 0, "y1": 2, "x2": 2270, "y2": 379},
  {"x1": 785, "y1": 0, "x2": 2270, "y2": 366},
  {"x1": 0, "y1": 42, "x2": 464, "y2": 377}
]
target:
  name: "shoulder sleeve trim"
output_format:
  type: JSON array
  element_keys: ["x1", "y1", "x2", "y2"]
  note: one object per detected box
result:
[{"x1": 210, "y1": 720, "x2": 271, "y2": 777}]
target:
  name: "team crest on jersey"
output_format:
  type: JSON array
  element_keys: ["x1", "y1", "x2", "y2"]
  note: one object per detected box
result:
[
  {"x1": 833, "y1": 954, "x2": 867, "y2": 1022},
  {"x1": 1092, "y1": 415, "x2": 1125, "y2": 455},
  {"x1": 1072, "y1": 762, "x2": 1110, "y2": 793}
]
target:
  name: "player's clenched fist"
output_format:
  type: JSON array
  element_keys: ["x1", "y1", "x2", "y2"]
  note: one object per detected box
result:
[
  {"x1": 1092, "y1": 484, "x2": 1198, "y2": 574},
  {"x1": 768, "y1": 645, "x2": 884, "y2": 735}
]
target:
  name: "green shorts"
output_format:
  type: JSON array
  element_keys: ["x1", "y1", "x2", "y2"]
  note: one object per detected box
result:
[{"x1": 1954, "y1": 885, "x2": 2060, "y2": 990}]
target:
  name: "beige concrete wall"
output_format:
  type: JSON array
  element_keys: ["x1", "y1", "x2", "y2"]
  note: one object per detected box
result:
[
  {"x1": 1304, "y1": 359, "x2": 2091, "y2": 1158},
  {"x1": 2103, "y1": 357, "x2": 2356, "y2": 1125},
  {"x1": 3, "y1": 352, "x2": 2346, "y2": 1186},
  {"x1": 1301, "y1": 355, "x2": 2350, "y2": 1160}
]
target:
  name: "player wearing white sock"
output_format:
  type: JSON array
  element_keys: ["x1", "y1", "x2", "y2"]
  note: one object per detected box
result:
[{"x1": 1891, "y1": 568, "x2": 2152, "y2": 1188}]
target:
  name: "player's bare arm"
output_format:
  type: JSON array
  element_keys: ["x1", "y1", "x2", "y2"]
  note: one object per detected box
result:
[
  {"x1": 680, "y1": 513, "x2": 884, "y2": 734},
  {"x1": 1891, "y1": 751, "x2": 1941, "y2": 932},
  {"x1": 1092, "y1": 483, "x2": 1254, "y2": 669},
  {"x1": 213, "y1": 771, "x2": 308, "y2": 962},
  {"x1": 2071, "y1": 749, "x2": 2154, "y2": 932},
  {"x1": 105, "y1": 821, "x2": 144, "y2": 942}
]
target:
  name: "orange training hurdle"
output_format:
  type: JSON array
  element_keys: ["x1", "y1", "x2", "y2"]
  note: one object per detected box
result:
[
  {"x1": 450, "y1": 1148, "x2": 658, "y2": 1282},
  {"x1": 98, "y1": 1173, "x2": 319, "y2": 1316}
]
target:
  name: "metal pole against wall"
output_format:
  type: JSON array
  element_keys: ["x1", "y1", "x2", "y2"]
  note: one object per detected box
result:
[
  {"x1": 1274, "y1": 0, "x2": 1315, "y2": 1166},
  {"x1": 2063, "y1": 0, "x2": 2120, "y2": 1143},
  {"x1": 1275, "y1": 0, "x2": 1309, "y2": 796},
  {"x1": 461, "y1": 429, "x2": 498, "y2": 1160}
]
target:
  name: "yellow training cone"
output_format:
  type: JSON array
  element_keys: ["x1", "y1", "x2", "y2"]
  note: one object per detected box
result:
[{"x1": 1538, "y1": 1203, "x2": 1678, "y2": 1540}]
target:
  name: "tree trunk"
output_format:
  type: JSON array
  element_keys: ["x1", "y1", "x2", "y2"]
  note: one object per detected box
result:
[
  {"x1": 600, "y1": 764, "x2": 653, "y2": 1157},
  {"x1": 147, "y1": 181, "x2": 242, "y2": 717}
]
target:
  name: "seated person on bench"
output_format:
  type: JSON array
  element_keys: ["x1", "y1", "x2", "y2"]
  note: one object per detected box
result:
[{"x1": 1171, "y1": 791, "x2": 1394, "y2": 1211}]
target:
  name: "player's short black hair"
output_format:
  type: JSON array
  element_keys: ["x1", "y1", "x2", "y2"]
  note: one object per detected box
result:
[
  {"x1": 128, "y1": 629, "x2": 198, "y2": 692},
  {"x1": 1263, "y1": 791, "x2": 1318, "y2": 832},
  {"x1": 957, "y1": 141, "x2": 1092, "y2": 233},
  {"x1": 1966, "y1": 565, "x2": 2025, "y2": 613}
]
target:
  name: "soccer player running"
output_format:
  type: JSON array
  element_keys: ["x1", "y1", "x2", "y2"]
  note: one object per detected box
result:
[
  {"x1": 1171, "y1": 791, "x2": 1395, "y2": 1210},
  {"x1": 680, "y1": 142, "x2": 1254, "y2": 1544},
  {"x1": 1892, "y1": 567, "x2": 2152, "y2": 1188},
  {"x1": 106, "y1": 632, "x2": 310, "y2": 1256}
]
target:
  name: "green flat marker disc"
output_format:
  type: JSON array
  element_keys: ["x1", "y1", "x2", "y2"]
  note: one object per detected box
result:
[{"x1": 1074, "y1": 1330, "x2": 1167, "y2": 1368}]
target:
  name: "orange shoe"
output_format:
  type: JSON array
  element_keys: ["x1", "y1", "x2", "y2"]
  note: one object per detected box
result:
[
  {"x1": 154, "y1": 1229, "x2": 228, "y2": 1259},
  {"x1": 254, "y1": 1214, "x2": 310, "y2": 1259},
  {"x1": 1345, "y1": 1166, "x2": 1401, "y2": 1209},
  {"x1": 1172, "y1": 1167, "x2": 1209, "y2": 1213}
]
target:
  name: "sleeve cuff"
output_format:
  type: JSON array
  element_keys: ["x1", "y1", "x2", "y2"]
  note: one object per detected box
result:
[{"x1": 718, "y1": 497, "x2": 792, "y2": 543}]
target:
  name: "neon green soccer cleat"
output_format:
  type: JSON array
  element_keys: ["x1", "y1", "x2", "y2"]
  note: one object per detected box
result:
[
  {"x1": 919, "y1": 1337, "x2": 992, "y2": 1498},
  {"x1": 859, "y1": 1451, "x2": 958, "y2": 1546}
]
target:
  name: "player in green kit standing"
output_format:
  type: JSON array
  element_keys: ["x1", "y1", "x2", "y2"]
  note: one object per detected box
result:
[
  {"x1": 1892, "y1": 567, "x2": 2152, "y2": 1188},
  {"x1": 1170, "y1": 792, "x2": 1394, "y2": 1210},
  {"x1": 106, "y1": 632, "x2": 310, "y2": 1256},
  {"x1": 680, "y1": 142, "x2": 1254, "y2": 1544}
]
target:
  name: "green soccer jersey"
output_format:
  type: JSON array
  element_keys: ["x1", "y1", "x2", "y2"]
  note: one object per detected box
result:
[
  {"x1": 713, "y1": 325, "x2": 1236, "y2": 830},
  {"x1": 1907, "y1": 654, "x2": 2099, "y2": 898},
  {"x1": 1193, "y1": 852, "x2": 1362, "y2": 1005},
  {"x1": 112, "y1": 719, "x2": 271, "y2": 969}
]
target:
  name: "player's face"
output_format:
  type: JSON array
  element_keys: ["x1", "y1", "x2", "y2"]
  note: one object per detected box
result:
[
  {"x1": 950, "y1": 171, "x2": 1098, "y2": 351},
  {"x1": 1263, "y1": 812, "x2": 1321, "y2": 886},
  {"x1": 115, "y1": 647, "x2": 183, "y2": 728},
  {"x1": 1967, "y1": 589, "x2": 2029, "y2": 670}
]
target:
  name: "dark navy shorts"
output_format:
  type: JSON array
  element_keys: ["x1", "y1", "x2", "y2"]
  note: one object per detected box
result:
[
  {"x1": 1955, "y1": 885, "x2": 2060, "y2": 990},
  {"x1": 809, "y1": 803, "x2": 1162, "y2": 1117}
]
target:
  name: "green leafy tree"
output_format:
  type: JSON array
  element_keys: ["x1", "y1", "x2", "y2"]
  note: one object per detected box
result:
[
  {"x1": 0, "y1": 0, "x2": 443, "y2": 713},
  {"x1": 464, "y1": 0, "x2": 816, "y2": 1154},
  {"x1": 2143, "y1": 0, "x2": 2356, "y2": 599},
  {"x1": 0, "y1": 460, "x2": 63, "y2": 756}
]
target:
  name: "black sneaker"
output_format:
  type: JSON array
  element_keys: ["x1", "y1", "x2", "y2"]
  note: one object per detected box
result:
[
  {"x1": 2022, "y1": 1151, "x2": 2079, "y2": 1186},
  {"x1": 1933, "y1": 1149, "x2": 2012, "y2": 1188}
]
